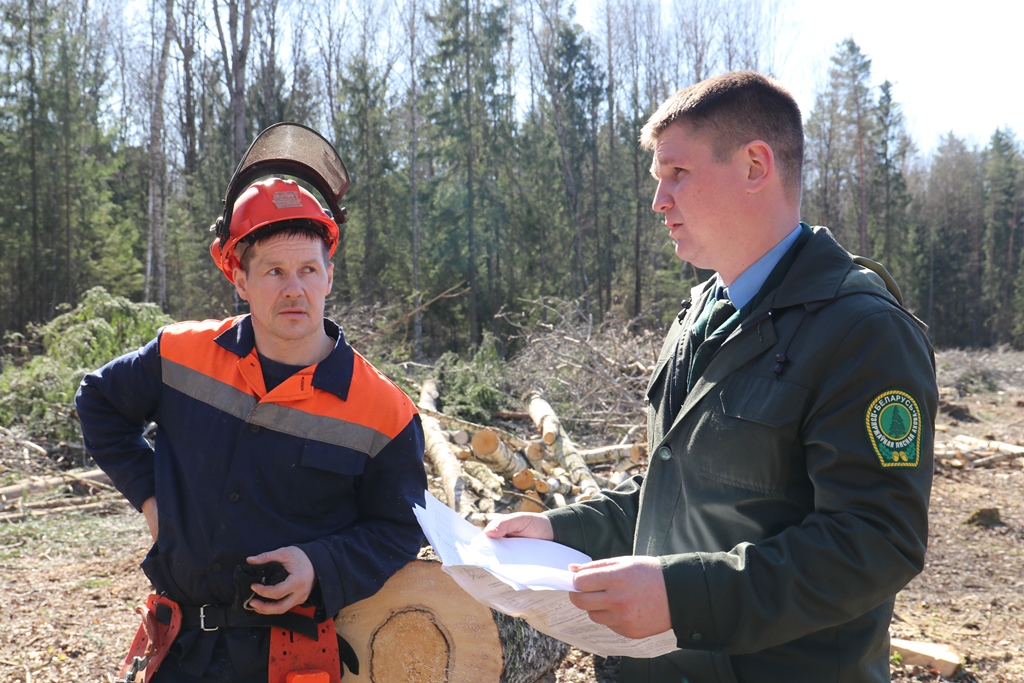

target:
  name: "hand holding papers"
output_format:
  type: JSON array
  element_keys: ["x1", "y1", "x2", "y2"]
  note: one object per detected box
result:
[{"x1": 413, "y1": 492, "x2": 679, "y2": 658}]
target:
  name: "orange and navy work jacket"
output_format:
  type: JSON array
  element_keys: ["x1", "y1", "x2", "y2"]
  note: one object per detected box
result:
[{"x1": 76, "y1": 315, "x2": 426, "y2": 621}]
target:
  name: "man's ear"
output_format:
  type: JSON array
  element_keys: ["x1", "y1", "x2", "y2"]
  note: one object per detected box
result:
[
  {"x1": 743, "y1": 140, "x2": 774, "y2": 193},
  {"x1": 232, "y1": 267, "x2": 249, "y2": 301}
]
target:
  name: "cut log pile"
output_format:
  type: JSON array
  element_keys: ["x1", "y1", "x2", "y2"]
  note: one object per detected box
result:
[{"x1": 417, "y1": 381, "x2": 646, "y2": 521}]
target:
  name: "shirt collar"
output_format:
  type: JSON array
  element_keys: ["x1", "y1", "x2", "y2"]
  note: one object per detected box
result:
[
  {"x1": 214, "y1": 315, "x2": 355, "y2": 401},
  {"x1": 721, "y1": 224, "x2": 803, "y2": 309}
]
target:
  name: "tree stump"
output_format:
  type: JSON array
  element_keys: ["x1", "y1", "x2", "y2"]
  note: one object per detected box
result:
[{"x1": 335, "y1": 559, "x2": 569, "y2": 683}]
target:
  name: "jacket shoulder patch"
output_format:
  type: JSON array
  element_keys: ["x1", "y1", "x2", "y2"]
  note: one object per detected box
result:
[{"x1": 865, "y1": 389, "x2": 922, "y2": 468}]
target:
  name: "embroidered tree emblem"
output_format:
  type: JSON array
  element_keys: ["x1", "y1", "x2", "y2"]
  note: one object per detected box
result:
[{"x1": 888, "y1": 406, "x2": 908, "y2": 437}]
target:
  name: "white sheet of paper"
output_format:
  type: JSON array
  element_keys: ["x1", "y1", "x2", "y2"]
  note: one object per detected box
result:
[{"x1": 413, "y1": 491, "x2": 679, "y2": 658}]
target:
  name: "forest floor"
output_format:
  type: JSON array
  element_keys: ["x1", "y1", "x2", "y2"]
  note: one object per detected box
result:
[{"x1": 1, "y1": 348, "x2": 1023, "y2": 683}]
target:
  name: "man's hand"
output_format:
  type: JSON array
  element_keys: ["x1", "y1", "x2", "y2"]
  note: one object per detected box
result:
[
  {"x1": 245, "y1": 546, "x2": 316, "y2": 615},
  {"x1": 568, "y1": 556, "x2": 672, "y2": 639},
  {"x1": 141, "y1": 496, "x2": 159, "y2": 542},
  {"x1": 483, "y1": 512, "x2": 554, "y2": 540}
]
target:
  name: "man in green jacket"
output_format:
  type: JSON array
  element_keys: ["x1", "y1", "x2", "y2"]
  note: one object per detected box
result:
[{"x1": 486, "y1": 71, "x2": 936, "y2": 683}]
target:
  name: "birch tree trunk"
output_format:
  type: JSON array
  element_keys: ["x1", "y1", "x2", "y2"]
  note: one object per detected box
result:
[{"x1": 145, "y1": 0, "x2": 173, "y2": 310}]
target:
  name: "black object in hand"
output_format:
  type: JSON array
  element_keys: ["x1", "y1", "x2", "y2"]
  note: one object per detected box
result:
[{"x1": 233, "y1": 561, "x2": 289, "y2": 611}]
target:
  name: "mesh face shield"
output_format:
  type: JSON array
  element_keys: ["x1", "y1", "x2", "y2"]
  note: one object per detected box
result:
[{"x1": 211, "y1": 122, "x2": 350, "y2": 249}]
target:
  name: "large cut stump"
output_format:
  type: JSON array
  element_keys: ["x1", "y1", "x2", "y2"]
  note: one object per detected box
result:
[{"x1": 335, "y1": 559, "x2": 569, "y2": 683}]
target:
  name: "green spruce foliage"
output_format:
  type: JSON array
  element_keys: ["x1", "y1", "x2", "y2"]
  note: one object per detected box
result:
[
  {"x1": 0, "y1": 287, "x2": 173, "y2": 441},
  {"x1": 432, "y1": 332, "x2": 511, "y2": 422}
]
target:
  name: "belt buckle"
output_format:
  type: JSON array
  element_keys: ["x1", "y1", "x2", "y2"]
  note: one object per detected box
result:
[{"x1": 199, "y1": 604, "x2": 219, "y2": 632}]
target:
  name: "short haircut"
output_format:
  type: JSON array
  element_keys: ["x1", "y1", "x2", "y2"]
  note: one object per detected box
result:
[
  {"x1": 640, "y1": 71, "x2": 804, "y2": 197},
  {"x1": 238, "y1": 219, "x2": 332, "y2": 273}
]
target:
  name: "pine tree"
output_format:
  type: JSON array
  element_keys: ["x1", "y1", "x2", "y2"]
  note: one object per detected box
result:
[{"x1": 981, "y1": 129, "x2": 1022, "y2": 345}]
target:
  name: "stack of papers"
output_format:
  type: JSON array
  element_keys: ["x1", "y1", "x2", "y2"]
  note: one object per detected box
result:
[{"x1": 413, "y1": 491, "x2": 679, "y2": 657}]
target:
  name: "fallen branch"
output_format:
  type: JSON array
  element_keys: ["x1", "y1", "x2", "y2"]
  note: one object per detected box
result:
[
  {"x1": 0, "y1": 498, "x2": 127, "y2": 523},
  {"x1": 21, "y1": 440, "x2": 49, "y2": 457},
  {"x1": 353, "y1": 283, "x2": 468, "y2": 347},
  {"x1": 971, "y1": 451, "x2": 1023, "y2": 468},
  {"x1": 0, "y1": 469, "x2": 113, "y2": 508}
]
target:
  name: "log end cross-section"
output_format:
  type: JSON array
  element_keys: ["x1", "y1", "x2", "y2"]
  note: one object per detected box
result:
[
  {"x1": 335, "y1": 559, "x2": 567, "y2": 683},
  {"x1": 335, "y1": 560, "x2": 503, "y2": 683}
]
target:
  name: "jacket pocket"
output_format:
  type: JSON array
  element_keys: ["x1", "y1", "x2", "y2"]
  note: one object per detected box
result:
[
  {"x1": 689, "y1": 373, "x2": 808, "y2": 496},
  {"x1": 720, "y1": 372, "x2": 806, "y2": 427},
  {"x1": 283, "y1": 440, "x2": 367, "y2": 520}
]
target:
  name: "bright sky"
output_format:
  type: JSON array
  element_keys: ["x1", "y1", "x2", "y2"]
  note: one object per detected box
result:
[{"x1": 577, "y1": 0, "x2": 1024, "y2": 156}]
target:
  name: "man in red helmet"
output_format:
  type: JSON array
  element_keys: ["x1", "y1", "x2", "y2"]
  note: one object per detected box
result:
[{"x1": 76, "y1": 176, "x2": 426, "y2": 682}]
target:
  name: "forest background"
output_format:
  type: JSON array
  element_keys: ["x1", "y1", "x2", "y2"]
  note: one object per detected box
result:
[{"x1": 1, "y1": 0, "x2": 1022, "y2": 367}]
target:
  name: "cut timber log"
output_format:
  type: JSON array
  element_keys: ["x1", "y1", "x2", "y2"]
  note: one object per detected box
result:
[
  {"x1": 419, "y1": 381, "x2": 471, "y2": 513},
  {"x1": 524, "y1": 441, "x2": 547, "y2": 468},
  {"x1": 952, "y1": 434, "x2": 1024, "y2": 455},
  {"x1": 543, "y1": 476, "x2": 575, "y2": 496},
  {"x1": 516, "y1": 490, "x2": 547, "y2": 513},
  {"x1": 578, "y1": 444, "x2": 644, "y2": 465},
  {"x1": 524, "y1": 393, "x2": 601, "y2": 500},
  {"x1": 890, "y1": 638, "x2": 962, "y2": 678},
  {"x1": 462, "y1": 460, "x2": 505, "y2": 496},
  {"x1": 953, "y1": 434, "x2": 1024, "y2": 467},
  {"x1": 335, "y1": 558, "x2": 568, "y2": 683},
  {"x1": 0, "y1": 468, "x2": 113, "y2": 508},
  {"x1": 512, "y1": 469, "x2": 546, "y2": 491},
  {"x1": 526, "y1": 391, "x2": 561, "y2": 445},
  {"x1": 550, "y1": 429, "x2": 602, "y2": 501},
  {"x1": 470, "y1": 429, "x2": 529, "y2": 478}
]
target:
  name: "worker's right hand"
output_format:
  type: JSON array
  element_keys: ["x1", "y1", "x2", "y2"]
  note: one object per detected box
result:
[
  {"x1": 483, "y1": 512, "x2": 553, "y2": 541},
  {"x1": 141, "y1": 496, "x2": 159, "y2": 542}
]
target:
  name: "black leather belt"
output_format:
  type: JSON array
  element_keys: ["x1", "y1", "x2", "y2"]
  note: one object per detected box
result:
[{"x1": 179, "y1": 603, "x2": 319, "y2": 640}]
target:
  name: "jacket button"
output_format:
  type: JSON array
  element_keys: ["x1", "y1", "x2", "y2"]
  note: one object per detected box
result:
[
  {"x1": 657, "y1": 446, "x2": 672, "y2": 461},
  {"x1": 211, "y1": 562, "x2": 222, "y2": 572},
  {"x1": 249, "y1": 424, "x2": 261, "y2": 434},
  {"x1": 228, "y1": 491, "x2": 240, "y2": 503},
  {"x1": 691, "y1": 632, "x2": 703, "y2": 642}
]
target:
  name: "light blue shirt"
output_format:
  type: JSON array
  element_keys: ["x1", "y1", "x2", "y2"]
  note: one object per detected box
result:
[{"x1": 719, "y1": 225, "x2": 803, "y2": 309}]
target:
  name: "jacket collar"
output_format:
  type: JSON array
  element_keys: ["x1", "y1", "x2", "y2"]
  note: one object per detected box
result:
[
  {"x1": 770, "y1": 225, "x2": 852, "y2": 311},
  {"x1": 214, "y1": 315, "x2": 355, "y2": 401}
]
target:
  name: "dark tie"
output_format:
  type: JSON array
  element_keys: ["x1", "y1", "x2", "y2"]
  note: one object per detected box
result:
[{"x1": 687, "y1": 297, "x2": 737, "y2": 390}]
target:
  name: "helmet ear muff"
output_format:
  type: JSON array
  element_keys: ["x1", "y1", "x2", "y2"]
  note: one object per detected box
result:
[{"x1": 212, "y1": 216, "x2": 228, "y2": 249}]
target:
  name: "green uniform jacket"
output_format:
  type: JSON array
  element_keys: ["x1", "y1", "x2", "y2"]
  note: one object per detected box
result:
[{"x1": 547, "y1": 227, "x2": 936, "y2": 683}]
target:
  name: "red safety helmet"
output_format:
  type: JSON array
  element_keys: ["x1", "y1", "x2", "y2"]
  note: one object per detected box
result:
[
  {"x1": 209, "y1": 178, "x2": 339, "y2": 282},
  {"x1": 209, "y1": 122, "x2": 349, "y2": 283}
]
